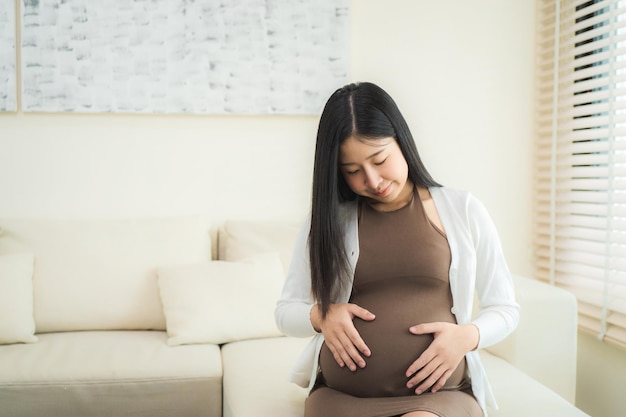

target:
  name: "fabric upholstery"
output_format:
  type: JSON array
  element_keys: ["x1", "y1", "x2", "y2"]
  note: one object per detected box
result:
[
  {"x1": 157, "y1": 252, "x2": 285, "y2": 345},
  {"x1": 0, "y1": 253, "x2": 37, "y2": 344},
  {"x1": 479, "y1": 351, "x2": 589, "y2": 417},
  {"x1": 0, "y1": 216, "x2": 212, "y2": 332},
  {"x1": 222, "y1": 337, "x2": 309, "y2": 417},
  {"x1": 484, "y1": 275, "x2": 578, "y2": 403},
  {"x1": 0, "y1": 331, "x2": 222, "y2": 417},
  {"x1": 217, "y1": 220, "x2": 301, "y2": 272}
]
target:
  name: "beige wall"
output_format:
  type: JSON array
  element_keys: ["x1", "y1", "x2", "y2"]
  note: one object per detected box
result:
[
  {"x1": 0, "y1": 0, "x2": 536, "y2": 274},
  {"x1": 0, "y1": 113, "x2": 317, "y2": 222},
  {"x1": 3, "y1": 1, "x2": 622, "y2": 416},
  {"x1": 350, "y1": 1, "x2": 535, "y2": 278}
]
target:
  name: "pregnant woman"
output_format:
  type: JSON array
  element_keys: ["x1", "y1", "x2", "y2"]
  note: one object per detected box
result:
[{"x1": 275, "y1": 82, "x2": 519, "y2": 417}]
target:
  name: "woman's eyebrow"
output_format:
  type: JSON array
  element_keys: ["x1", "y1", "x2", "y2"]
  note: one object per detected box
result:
[{"x1": 339, "y1": 149, "x2": 386, "y2": 166}]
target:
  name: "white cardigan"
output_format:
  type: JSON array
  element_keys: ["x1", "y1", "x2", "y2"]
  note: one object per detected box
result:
[{"x1": 275, "y1": 187, "x2": 520, "y2": 416}]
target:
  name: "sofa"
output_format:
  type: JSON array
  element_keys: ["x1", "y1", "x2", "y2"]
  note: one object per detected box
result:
[{"x1": 0, "y1": 216, "x2": 590, "y2": 417}]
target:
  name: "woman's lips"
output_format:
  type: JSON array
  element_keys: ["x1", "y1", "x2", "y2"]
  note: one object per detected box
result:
[{"x1": 374, "y1": 184, "x2": 391, "y2": 197}]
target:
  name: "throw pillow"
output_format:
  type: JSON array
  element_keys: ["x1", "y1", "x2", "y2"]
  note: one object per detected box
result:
[
  {"x1": 157, "y1": 252, "x2": 285, "y2": 346},
  {"x1": 0, "y1": 253, "x2": 38, "y2": 344},
  {"x1": 218, "y1": 220, "x2": 301, "y2": 273}
]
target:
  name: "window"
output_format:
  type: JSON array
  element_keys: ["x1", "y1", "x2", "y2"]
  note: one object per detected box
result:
[{"x1": 535, "y1": 0, "x2": 626, "y2": 348}]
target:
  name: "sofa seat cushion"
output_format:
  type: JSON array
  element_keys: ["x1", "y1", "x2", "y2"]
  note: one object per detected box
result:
[
  {"x1": 221, "y1": 336, "x2": 589, "y2": 417},
  {"x1": 0, "y1": 331, "x2": 222, "y2": 417},
  {"x1": 222, "y1": 336, "x2": 309, "y2": 417}
]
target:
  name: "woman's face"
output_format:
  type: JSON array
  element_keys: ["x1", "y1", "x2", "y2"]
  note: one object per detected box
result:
[{"x1": 338, "y1": 135, "x2": 413, "y2": 212}]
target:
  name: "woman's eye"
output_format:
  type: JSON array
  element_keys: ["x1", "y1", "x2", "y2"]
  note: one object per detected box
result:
[
  {"x1": 374, "y1": 158, "x2": 387, "y2": 166},
  {"x1": 347, "y1": 169, "x2": 360, "y2": 175}
]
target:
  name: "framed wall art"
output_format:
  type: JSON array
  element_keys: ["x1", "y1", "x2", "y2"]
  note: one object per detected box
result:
[
  {"x1": 21, "y1": 0, "x2": 349, "y2": 114},
  {"x1": 0, "y1": 0, "x2": 16, "y2": 112}
]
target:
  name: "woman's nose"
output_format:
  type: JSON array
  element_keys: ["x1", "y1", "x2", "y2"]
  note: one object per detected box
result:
[{"x1": 364, "y1": 168, "x2": 382, "y2": 189}]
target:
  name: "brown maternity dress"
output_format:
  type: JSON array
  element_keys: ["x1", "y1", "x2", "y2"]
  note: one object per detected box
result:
[{"x1": 305, "y1": 187, "x2": 482, "y2": 417}]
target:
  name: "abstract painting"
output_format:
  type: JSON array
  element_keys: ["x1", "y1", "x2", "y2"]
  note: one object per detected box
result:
[
  {"x1": 21, "y1": 0, "x2": 349, "y2": 114},
  {"x1": 0, "y1": 0, "x2": 16, "y2": 112}
]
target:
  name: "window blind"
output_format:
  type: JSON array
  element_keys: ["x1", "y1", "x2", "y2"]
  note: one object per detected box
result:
[{"x1": 535, "y1": 0, "x2": 626, "y2": 349}]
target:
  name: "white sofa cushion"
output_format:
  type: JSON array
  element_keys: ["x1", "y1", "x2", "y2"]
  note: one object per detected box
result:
[
  {"x1": 0, "y1": 331, "x2": 223, "y2": 417},
  {"x1": 0, "y1": 253, "x2": 37, "y2": 344},
  {"x1": 157, "y1": 252, "x2": 284, "y2": 346},
  {"x1": 0, "y1": 216, "x2": 212, "y2": 332},
  {"x1": 218, "y1": 220, "x2": 301, "y2": 272},
  {"x1": 222, "y1": 337, "x2": 309, "y2": 417}
]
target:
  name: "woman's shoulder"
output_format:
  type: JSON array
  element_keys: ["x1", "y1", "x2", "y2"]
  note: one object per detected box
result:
[
  {"x1": 429, "y1": 186, "x2": 491, "y2": 221},
  {"x1": 429, "y1": 186, "x2": 474, "y2": 205}
]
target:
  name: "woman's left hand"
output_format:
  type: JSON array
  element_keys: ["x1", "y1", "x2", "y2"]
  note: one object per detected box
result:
[{"x1": 405, "y1": 322, "x2": 479, "y2": 394}]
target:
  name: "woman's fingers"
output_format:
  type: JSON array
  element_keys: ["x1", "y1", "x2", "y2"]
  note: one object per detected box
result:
[
  {"x1": 406, "y1": 355, "x2": 452, "y2": 394},
  {"x1": 429, "y1": 369, "x2": 453, "y2": 393},
  {"x1": 405, "y1": 348, "x2": 435, "y2": 378},
  {"x1": 412, "y1": 365, "x2": 450, "y2": 394},
  {"x1": 350, "y1": 304, "x2": 376, "y2": 322},
  {"x1": 326, "y1": 327, "x2": 364, "y2": 370},
  {"x1": 405, "y1": 322, "x2": 477, "y2": 394},
  {"x1": 335, "y1": 319, "x2": 370, "y2": 370},
  {"x1": 347, "y1": 304, "x2": 374, "y2": 358},
  {"x1": 406, "y1": 354, "x2": 439, "y2": 389},
  {"x1": 320, "y1": 303, "x2": 375, "y2": 371}
]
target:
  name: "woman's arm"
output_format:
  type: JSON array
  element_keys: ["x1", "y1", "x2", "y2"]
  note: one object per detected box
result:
[
  {"x1": 467, "y1": 194, "x2": 520, "y2": 349},
  {"x1": 274, "y1": 217, "x2": 318, "y2": 338}
]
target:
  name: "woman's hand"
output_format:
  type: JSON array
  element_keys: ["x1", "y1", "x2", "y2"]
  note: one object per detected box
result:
[
  {"x1": 310, "y1": 303, "x2": 375, "y2": 371},
  {"x1": 405, "y1": 322, "x2": 479, "y2": 394}
]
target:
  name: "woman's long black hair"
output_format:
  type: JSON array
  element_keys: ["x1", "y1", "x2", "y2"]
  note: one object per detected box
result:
[{"x1": 309, "y1": 82, "x2": 441, "y2": 318}]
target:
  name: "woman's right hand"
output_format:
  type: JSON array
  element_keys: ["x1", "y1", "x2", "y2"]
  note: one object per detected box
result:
[{"x1": 310, "y1": 303, "x2": 375, "y2": 371}]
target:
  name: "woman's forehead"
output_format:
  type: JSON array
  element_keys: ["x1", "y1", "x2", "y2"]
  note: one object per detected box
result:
[
  {"x1": 339, "y1": 136, "x2": 397, "y2": 161},
  {"x1": 345, "y1": 135, "x2": 395, "y2": 146}
]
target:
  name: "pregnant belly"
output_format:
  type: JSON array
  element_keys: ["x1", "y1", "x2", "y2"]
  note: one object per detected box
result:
[{"x1": 318, "y1": 277, "x2": 466, "y2": 398}]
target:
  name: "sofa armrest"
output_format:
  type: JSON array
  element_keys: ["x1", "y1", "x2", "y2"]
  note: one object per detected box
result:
[{"x1": 484, "y1": 275, "x2": 578, "y2": 403}]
